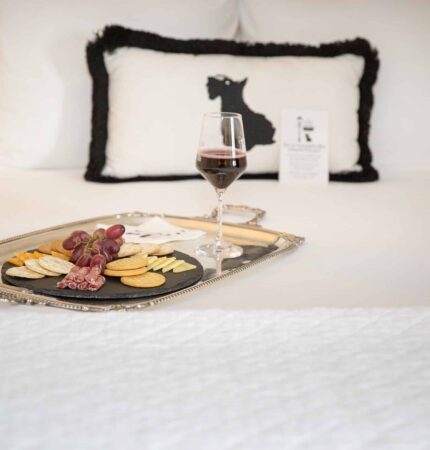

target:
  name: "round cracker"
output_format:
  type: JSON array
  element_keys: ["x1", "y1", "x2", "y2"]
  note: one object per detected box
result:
[
  {"x1": 52, "y1": 239, "x2": 72, "y2": 257},
  {"x1": 139, "y1": 244, "x2": 160, "y2": 255},
  {"x1": 104, "y1": 266, "x2": 148, "y2": 277},
  {"x1": 118, "y1": 243, "x2": 142, "y2": 258},
  {"x1": 37, "y1": 242, "x2": 52, "y2": 254},
  {"x1": 39, "y1": 255, "x2": 74, "y2": 274},
  {"x1": 152, "y1": 244, "x2": 174, "y2": 256},
  {"x1": 50, "y1": 251, "x2": 70, "y2": 261},
  {"x1": 25, "y1": 259, "x2": 60, "y2": 276},
  {"x1": 106, "y1": 254, "x2": 147, "y2": 271},
  {"x1": 6, "y1": 266, "x2": 45, "y2": 279},
  {"x1": 121, "y1": 272, "x2": 166, "y2": 288}
]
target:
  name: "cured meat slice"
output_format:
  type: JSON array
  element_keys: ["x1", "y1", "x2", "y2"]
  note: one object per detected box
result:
[
  {"x1": 85, "y1": 266, "x2": 101, "y2": 284},
  {"x1": 58, "y1": 265, "x2": 106, "y2": 291},
  {"x1": 75, "y1": 267, "x2": 91, "y2": 283},
  {"x1": 65, "y1": 280, "x2": 77, "y2": 290}
]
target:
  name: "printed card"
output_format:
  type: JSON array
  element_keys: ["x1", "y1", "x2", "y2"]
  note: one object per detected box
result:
[{"x1": 280, "y1": 109, "x2": 329, "y2": 185}]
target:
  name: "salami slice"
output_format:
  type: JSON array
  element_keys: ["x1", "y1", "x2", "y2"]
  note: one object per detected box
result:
[{"x1": 75, "y1": 267, "x2": 91, "y2": 283}]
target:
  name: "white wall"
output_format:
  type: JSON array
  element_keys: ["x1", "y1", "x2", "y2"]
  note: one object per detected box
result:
[
  {"x1": 0, "y1": 0, "x2": 237, "y2": 169},
  {"x1": 238, "y1": 0, "x2": 430, "y2": 171}
]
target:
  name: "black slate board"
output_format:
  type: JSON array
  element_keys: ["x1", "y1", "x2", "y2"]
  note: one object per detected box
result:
[{"x1": 1, "y1": 251, "x2": 203, "y2": 300}]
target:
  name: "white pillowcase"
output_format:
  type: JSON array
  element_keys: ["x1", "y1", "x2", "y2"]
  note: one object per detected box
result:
[
  {"x1": 0, "y1": 0, "x2": 238, "y2": 169},
  {"x1": 102, "y1": 48, "x2": 364, "y2": 178}
]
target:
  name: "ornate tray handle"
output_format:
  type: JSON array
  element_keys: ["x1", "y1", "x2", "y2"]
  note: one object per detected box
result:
[{"x1": 209, "y1": 204, "x2": 266, "y2": 227}]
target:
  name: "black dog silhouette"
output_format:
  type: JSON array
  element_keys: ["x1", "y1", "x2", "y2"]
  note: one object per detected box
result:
[{"x1": 207, "y1": 75, "x2": 275, "y2": 150}]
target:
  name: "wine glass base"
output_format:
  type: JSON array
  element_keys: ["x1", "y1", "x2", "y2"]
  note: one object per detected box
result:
[{"x1": 195, "y1": 242, "x2": 243, "y2": 259}]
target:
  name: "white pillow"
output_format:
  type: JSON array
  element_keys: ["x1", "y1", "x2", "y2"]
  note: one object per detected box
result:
[
  {"x1": 0, "y1": 0, "x2": 238, "y2": 169},
  {"x1": 86, "y1": 27, "x2": 378, "y2": 182},
  {"x1": 105, "y1": 50, "x2": 362, "y2": 177}
]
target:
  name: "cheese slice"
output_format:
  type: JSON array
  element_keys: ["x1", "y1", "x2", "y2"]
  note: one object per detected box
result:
[
  {"x1": 146, "y1": 256, "x2": 158, "y2": 266},
  {"x1": 152, "y1": 257, "x2": 176, "y2": 271},
  {"x1": 147, "y1": 256, "x2": 165, "y2": 270},
  {"x1": 162, "y1": 259, "x2": 185, "y2": 273},
  {"x1": 173, "y1": 262, "x2": 197, "y2": 273}
]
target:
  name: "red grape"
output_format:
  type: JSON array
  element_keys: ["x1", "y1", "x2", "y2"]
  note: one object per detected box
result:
[
  {"x1": 89, "y1": 239, "x2": 114, "y2": 261},
  {"x1": 115, "y1": 237, "x2": 124, "y2": 246},
  {"x1": 65, "y1": 226, "x2": 125, "y2": 267},
  {"x1": 90, "y1": 254, "x2": 107, "y2": 270},
  {"x1": 102, "y1": 239, "x2": 120, "y2": 256},
  {"x1": 71, "y1": 230, "x2": 91, "y2": 242},
  {"x1": 62, "y1": 235, "x2": 80, "y2": 250},
  {"x1": 106, "y1": 224, "x2": 125, "y2": 240},
  {"x1": 91, "y1": 239, "x2": 104, "y2": 253},
  {"x1": 76, "y1": 253, "x2": 92, "y2": 267},
  {"x1": 100, "y1": 249, "x2": 113, "y2": 262},
  {"x1": 93, "y1": 228, "x2": 106, "y2": 240},
  {"x1": 70, "y1": 244, "x2": 85, "y2": 263},
  {"x1": 101, "y1": 250, "x2": 113, "y2": 262}
]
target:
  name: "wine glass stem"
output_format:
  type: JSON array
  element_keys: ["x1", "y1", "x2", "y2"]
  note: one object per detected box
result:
[{"x1": 215, "y1": 189, "x2": 225, "y2": 251}]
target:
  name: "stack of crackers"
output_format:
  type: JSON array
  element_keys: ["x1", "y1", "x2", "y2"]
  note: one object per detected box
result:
[
  {"x1": 6, "y1": 255, "x2": 74, "y2": 279},
  {"x1": 6, "y1": 239, "x2": 75, "y2": 279},
  {"x1": 7, "y1": 239, "x2": 72, "y2": 267}
]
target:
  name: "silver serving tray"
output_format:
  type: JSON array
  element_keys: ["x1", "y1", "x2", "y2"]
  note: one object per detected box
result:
[{"x1": 0, "y1": 205, "x2": 304, "y2": 312}]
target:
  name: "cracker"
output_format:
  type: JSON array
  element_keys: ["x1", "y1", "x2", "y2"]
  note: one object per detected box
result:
[
  {"x1": 139, "y1": 244, "x2": 160, "y2": 255},
  {"x1": 52, "y1": 239, "x2": 72, "y2": 257},
  {"x1": 152, "y1": 257, "x2": 176, "y2": 271},
  {"x1": 25, "y1": 259, "x2": 60, "y2": 276},
  {"x1": 162, "y1": 259, "x2": 185, "y2": 273},
  {"x1": 50, "y1": 251, "x2": 70, "y2": 261},
  {"x1": 37, "y1": 242, "x2": 52, "y2": 254},
  {"x1": 105, "y1": 254, "x2": 147, "y2": 271},
  {"x1": 33, "y1": 252, "x2": 47, "y2": 259},
  {"x1": 6, "y1": 266, "x2": 45, "y2": 279},
  {"x1": 104, "y1": 266, "x2": 148, "y2": 277},
  {"x1": 152, "y1": 244, "x2": 174, "y2": 256},
  {"x1": 173, "y1": 262, "x2": 197, "y2": 273},
  {"x1": 16, "y1": 252, "x2": 36, "y2": 263},
  {"x1": 118, "y1": 243, "x2": 142, "y2": 258},
  {"x1": 7, "y1": 257, "x2": 24, "y2": 267},
  {"x1": 39, "y1": 255, "x2": 74, "y2": 274},
  {"x1": 121, "y1": 272, "x2": 166, "y2": 288}
]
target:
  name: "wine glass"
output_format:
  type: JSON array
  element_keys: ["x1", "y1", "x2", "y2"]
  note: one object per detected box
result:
[{"x1": 196, "y1": 112, "x2": 247, "y2": 258}]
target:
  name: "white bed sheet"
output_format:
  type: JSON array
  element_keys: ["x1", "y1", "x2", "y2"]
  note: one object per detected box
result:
[
  {"x1": 0, "y1": 307, "x2": 429, "y2": 450},
  {"x1": 1, "y1": 167, "x2": 429, "y2": 309}
]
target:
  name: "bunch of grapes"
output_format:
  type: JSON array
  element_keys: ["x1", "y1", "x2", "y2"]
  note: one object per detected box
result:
[{"x1": 62, "y1": 224, "x2": 125, "y2": 271}]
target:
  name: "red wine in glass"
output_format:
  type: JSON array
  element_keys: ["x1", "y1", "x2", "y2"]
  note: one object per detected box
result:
[
  {"x1": 195, "y1": 112, "x2": 247, "y2": 259},
  {"x1": 196, "y1": 148, "x2": 247, "y2": 190}
]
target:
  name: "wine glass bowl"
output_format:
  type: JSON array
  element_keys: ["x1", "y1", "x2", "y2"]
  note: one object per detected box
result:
[{"x1": 196, "y1": 112, "x2": 247, "y2": 258}]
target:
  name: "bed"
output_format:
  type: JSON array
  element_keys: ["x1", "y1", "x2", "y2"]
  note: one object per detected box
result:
[{"x1": 1, "y1": 1, "x2": 430, "y2": 448}]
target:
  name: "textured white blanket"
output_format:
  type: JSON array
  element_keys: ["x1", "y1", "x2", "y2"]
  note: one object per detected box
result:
[{"x1": 1, "y1": 306, "x2": 429, "y2": 450}]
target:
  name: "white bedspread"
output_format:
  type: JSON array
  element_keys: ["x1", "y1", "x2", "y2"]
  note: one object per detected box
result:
[
  {"x1": 1, "y1": 167, "x2": 429, "y2": 308},
  {"x1": 0, "y1": 307, "x2": 429, "y2": 450}
]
